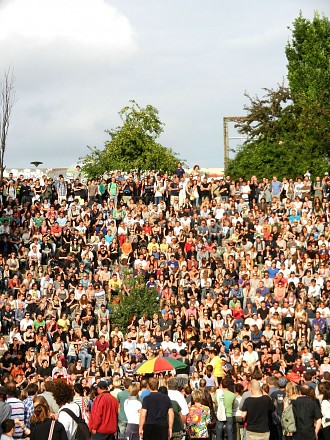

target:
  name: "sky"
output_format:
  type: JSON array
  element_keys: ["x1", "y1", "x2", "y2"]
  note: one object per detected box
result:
[{"x1": 0, "y1": 0, "x2": 329, "y2": 171}]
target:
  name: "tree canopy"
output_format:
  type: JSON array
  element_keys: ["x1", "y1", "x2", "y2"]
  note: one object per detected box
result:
[
  {"x1": 227, "y1": 12, "x2": 330, "y2": 179},
  {"x1": 81, "y1": 100, "x2": 183, "y2": 178}
]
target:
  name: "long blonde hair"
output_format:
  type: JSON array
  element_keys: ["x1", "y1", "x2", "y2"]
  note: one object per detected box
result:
[{"x1": 285, "y1": 381, "x2": 298, "y2": 400}]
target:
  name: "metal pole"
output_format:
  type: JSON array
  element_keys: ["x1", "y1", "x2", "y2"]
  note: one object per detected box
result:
[
  {"x1": 223, "y1": 117, "x2": 229, "y2": 171},
  {"x1": 223, "y1": 116, "x2": 246, "y2": 172}
]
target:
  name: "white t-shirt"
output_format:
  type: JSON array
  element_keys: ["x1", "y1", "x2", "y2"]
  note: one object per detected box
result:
[
  {"x1": 124, "y1": 398, "x2": 142, "y2": 424},
  {"x1": 59, "y1": 402, "x2": 80, "y2": 440}
]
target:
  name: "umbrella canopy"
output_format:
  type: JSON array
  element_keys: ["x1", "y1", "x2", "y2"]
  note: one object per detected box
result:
[{"x1": 135, "y1": 356, "x2": 187, "y2": 374}]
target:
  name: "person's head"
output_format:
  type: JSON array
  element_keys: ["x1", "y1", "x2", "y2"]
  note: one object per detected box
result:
[
  {"x1": 0, "y1": 386, "x2": 7, "y2": 401},
  {"x1": 222, "y1": 377, "x2": 231, "y2": 389},
  {"x1": 53, "y1": 381, "x2": 75, "y2": 407},
  {"x1": 148, "y1": 377, "x2": 159, "y2": 391},
  {"x1": 123, "y1": 378, "x2": 132, "y2": 390},
  {"x1": 1, "y1": 419, "x2": 15, "y2": 436},
  {"x1": 167, "y1": 377, "x2": 178, "y2": 391},
  {"x1": 250, "y1": 379, "x2": 261, "y2": 395},
  {"x1": 73, "y1": 382, "x2": 84, "y2": 396},
  {"x1": 26, "y1": 383, "x2": 39, "y2": 396},
  {"x1": 30, "y1": 403, "x2": 50, "y2": 424},
  {"x1": 5, "y1": 382, "x2": 17, "y2": 398},
  {"x1": 128, "y1": 383, "x2": 139, "y2": 397},
  {"x1": 43, "y1": 381, "x2": 55, "y2": 393},
  {"x1": 300, "y1": 384, "x2": 311, "y2": 396},
  {"x1": 192, "y1": 389, "x2": 204, "y2": 403}
]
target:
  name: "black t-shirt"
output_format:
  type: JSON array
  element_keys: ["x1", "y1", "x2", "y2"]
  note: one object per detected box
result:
[
  {"x1": 30, "y1": 419, "x2": 67, "y2": 440},
  {"x1": 271, "y1": 389, "x2": 286, "y2": 417},
  {"x1": 292, "y1": 396, "x2": 322, "y2": 439},
  {"x1": 142, "y1": 392, "x2": 172, "y2": 426},
  {"x1": 242, "y1": 395, "x2": 274, "y2": 433},
  {"x1": 257, "y1": 307, "x2": 269, "y2": 320},
  {"x1": 169, "y1": 182, "x2": 179, "y2": 197},
  {"x1": 284, "y1": 352, "x2": 298, "y2": 365}
]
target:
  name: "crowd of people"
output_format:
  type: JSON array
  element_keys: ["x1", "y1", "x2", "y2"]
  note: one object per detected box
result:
[{"x1": 0, "y1": 164, "x2": 329, "y2": 439}]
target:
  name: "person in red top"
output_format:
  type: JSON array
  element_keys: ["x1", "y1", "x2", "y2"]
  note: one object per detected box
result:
[
  {"x1": 89, "y1": 380, "x2": 119, "y2": 440},
  {"x1": 95, "y1": 336, "x2": 109, "y2": 365}
]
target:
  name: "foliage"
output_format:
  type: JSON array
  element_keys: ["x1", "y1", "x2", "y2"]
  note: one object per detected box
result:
[
  {"x1": 227, "y1": 85, "x2": 305, "y2": 179},
  {"x1": 110, "y1": 275, "x2": 159, "y2": 333},
  {"x1": 286, "y1": 12, "x2": 330, "y2": 106},
  {"x1": 227, "y1": 12, "x2": 330, "y2": 179},
  {"x1": 81, "y1": 101, "x2": 183, "y2": 178}
]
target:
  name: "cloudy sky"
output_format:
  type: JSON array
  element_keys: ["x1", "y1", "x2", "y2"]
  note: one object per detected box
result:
[{"x1": 0, "y1": 0, "x2": 329, "y2": 171}]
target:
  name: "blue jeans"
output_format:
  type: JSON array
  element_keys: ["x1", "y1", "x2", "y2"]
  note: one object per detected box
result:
[
  {"x1": 216, "y1": 417, "x2": 234, "y2": 440},
  {"x1": 78, "y1": 352, "x2": 92, "y2": 368},
  {"x1": 235, "y1": 319, "x2": 244, "y2": 330},
  {"x1": 154, "y1": 196, "x2": 162, "y2": 205}
]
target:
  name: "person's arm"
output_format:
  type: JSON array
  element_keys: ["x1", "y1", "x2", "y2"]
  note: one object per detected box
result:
[
  {"x1": 168, "y1": 407, "x2": 174, "y2": 439},
  {"x1": 315, "y1": 418, "x2": 322, "y2": 438},
  {"x1": 139, "y1": 408, "x2": 147, "y2": 438}
]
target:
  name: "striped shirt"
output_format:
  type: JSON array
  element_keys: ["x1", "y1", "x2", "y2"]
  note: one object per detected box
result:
[{"x1": 7, "y1": 397, "x2": 24, "y2": 438}]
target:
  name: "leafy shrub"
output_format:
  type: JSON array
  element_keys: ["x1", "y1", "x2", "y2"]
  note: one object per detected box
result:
[{"x1": 111, "y1": 275, "x2": 159, "y2": 333}]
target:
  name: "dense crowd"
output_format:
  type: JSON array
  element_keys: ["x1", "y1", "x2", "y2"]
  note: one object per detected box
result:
[{"x1": 0, "y1": 164, "x2": 329, "y2": 440}]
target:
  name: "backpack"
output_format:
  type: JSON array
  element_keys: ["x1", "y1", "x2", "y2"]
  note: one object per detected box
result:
[
  {"x1": 281, "y1": 403, "x2": 296, "y2": 434},
  {"x1": 60, "y1": 405, "x2": 91, "y2": 440},
  {"x1": 215, "y1": 389, "x2": 226, "y2": 422}
]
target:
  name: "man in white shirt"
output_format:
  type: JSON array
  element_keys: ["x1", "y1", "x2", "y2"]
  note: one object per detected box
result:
[
  {"x1": 312, "y1": 334, "x2": 327, "y2": 352},
  {"x1": 161, "y1": 334, "x2": 175, "y2": 354},
  {"x1": 54, "y1": 381, "x2": 80, "y2": 440},
  {"x1": 287, "y1": 272, "x2": 299, "y2": 287},
  {"x1": 308, "y1": 279, "x2": 321, "y2": 298},
  {"x1": 20, "y1": 312, "x2": 34, "y2": 332},
  {"x1": 167, "y1": 377, "x2": 189, "y2": 419}
]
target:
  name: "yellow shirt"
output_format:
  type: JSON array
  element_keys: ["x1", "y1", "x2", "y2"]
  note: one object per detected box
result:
[
  {"x1": 160, "y1": 243, "x2": 168, "y2": 253},
  {"x1": 109, "y1": 279, "x2": 122, "y2": 290},
  {"x1": 208, "y1": 355, "x2": 223, "y2": 378}
]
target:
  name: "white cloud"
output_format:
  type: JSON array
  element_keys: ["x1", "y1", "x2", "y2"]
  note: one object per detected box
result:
[
  {"x1": 0, "y1": 0, "x2": 137, "y2": 167},
  {"x1": 0, "y1": 0, "x2": 136, "y2": 61}
]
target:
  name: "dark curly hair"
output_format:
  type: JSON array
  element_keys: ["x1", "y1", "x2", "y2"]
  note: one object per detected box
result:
[{"x1": 53, "y1": 381, "x2": 75, "y2": 407}]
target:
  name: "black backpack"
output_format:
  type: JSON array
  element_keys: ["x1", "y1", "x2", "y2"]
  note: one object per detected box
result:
[{"x1": 60, "y1": 405, "x2": 90, "y2": 440}]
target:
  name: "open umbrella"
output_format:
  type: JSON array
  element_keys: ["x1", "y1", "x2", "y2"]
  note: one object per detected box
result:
[{"x1": 135, "y1": 356, "x2": 187, "y2": 374}]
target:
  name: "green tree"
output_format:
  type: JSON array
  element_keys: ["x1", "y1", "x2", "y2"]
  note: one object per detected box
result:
[
  {"x1": 286, "y1": 12, "x2": 330, "y2": 106},
  {"x1": 227, "y1": 85, "x2": 306, "y2": 179},
  {"x1": 81, "y1": 100, "x2": 183, "y2": 178},
  {"x1": 227, "y1": 12, "x2": 330, "y2": 179},
  {"x1": 110, "y1": 275, "x2": 159, "y2": 333}
]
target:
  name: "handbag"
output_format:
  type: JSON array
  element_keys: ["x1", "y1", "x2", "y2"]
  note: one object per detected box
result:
[{"x1": 48, "y1": 420, "x2": 55, "y2": 440}]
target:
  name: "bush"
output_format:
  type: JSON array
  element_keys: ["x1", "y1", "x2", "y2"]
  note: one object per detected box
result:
[{"x1": 111, "y1": 275, "x2": 159, "y2": 333}]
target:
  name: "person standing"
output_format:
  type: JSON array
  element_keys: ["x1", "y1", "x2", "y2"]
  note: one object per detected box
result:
[
  {"x1": 207, "y1": 349, "x2": 223, "y2": 386},
  {"x1": 0, "y1": 387, "x2": 11, "y2": 436},
  {"x1": 186, "y1": 389, "x2": 211, "y2": 439},
  {"x1": 53, "y1": 381, "x2": 80, "y2": 440},
  {"x1": 117, "y1": 378, "x2": 132, "y2": 440},
  {"x1": 89, "y1": 380, "x2": 119, "y2": 440},
  {"x1": 30, "y1": 403, "x2": 68, "y2": 440},
  {"x1": 139, "y1": 377, "x2": 174, "y2": 440},
  {"x1": 124, "y1": 384, "x2": 142, "y2": 440},
  {"x1": 292, "y1": 384, "x2": 322, "y2": 440},
  {"x1": 215, "y1": 377, "x2": 235, "y2": 440},
  {"x1": 241, "y1": 380, "x2": 275, "y2": 440},
  {"x1": 5, "y1": 383, "x2": 25, "y2": 440}
]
